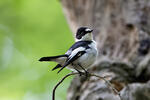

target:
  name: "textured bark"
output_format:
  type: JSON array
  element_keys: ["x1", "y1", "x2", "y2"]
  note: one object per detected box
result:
[{"x1": 61, "y1": 0, "x2": 150, "y2": 100}]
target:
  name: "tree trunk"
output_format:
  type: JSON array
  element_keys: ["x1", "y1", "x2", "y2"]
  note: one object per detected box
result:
[{"x1": 61, "y1": 0, "x2": 150, "y2": 100}]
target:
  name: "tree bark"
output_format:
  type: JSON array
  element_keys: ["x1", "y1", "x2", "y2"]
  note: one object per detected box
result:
[{"x1": 61, "y1": 0, "x2": 150, "y2": 100}]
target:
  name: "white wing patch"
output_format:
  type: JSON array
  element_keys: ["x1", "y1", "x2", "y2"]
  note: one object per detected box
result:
[{"x1": 69, "y1": 47, "x2": 85, "y2": 59}]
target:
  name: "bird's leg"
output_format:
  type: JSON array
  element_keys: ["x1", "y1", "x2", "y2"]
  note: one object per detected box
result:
[
  {"x1": 72, "y1": 63, "x2": 84, "y2": 76},
  {"x1": 75, "y1": 68, "x2": 84, "y2": 76},
  {"x1": 78, "y1": 64, "x2": 90, "y2": 77}
]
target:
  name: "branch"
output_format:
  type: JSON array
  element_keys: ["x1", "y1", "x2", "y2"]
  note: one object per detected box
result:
[
  {"x1": 52, "y1": 72, "x2": 122, "y2": 100},
  {"x1": 90, "y1": 73, "x2": 122, "y2": 100},
  {"x1": 52, "y1": 72, "x2": 79, "y2": 100}
]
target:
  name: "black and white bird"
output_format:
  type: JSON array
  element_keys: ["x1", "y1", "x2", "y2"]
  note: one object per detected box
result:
[{"x1": 39, "y1": 27, "x2": 98, "y2": 75}]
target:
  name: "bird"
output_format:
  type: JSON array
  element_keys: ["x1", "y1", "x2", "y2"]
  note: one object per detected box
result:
[{"x1": 39, "y1": 27, "x2": 98, "y2": 75}]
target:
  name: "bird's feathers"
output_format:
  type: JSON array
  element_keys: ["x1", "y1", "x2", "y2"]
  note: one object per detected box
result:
[
  {"x1": 57, "y1": 51, "x2": 86, "y2": 73},
  {"x1": 39, "y1": 40, "x2": 94, "y2": 73},
  {"x1": 66, "y1": 41, "x2": 92, "y2": 55},
  {"x1": 39, "y1": 27, "x2": 97, "y2": 74},
  {"x1": 39, "y1": 54, "x2": 68, "y2": 61},
  {"x1": 76, "y1": 27, "x2": 93, "y2": 39},
  {"x1": 52, "y1": 64, "x2": 62, "y2": 71}
]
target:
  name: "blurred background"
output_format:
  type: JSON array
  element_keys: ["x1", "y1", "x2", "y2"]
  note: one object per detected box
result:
[{"x1": 0, "y1": 0, "x2": 74, "y2": 100}]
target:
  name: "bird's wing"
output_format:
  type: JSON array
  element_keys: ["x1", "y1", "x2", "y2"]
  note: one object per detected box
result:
[
  {"x1": 58, "y1": 47, "x2": 86, "y2": 73},
  {"x1": 65, "y1": 41, "x2": 92, "y2": 55},
  {"x1": 52, "y1": 64, "x2": 62, "y2": 71}
]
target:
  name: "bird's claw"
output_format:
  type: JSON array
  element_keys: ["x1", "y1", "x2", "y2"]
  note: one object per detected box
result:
[
  {"x1": 85, "y1": 71, "x2": 90, "y2": 78},
  {"x1": 78, "y1": 71, "x2": 84, "y2": 76}
]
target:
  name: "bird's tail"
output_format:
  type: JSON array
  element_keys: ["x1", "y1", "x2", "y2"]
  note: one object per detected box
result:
[{"x1": 39, "y1": 54, "x2": 68, "y2": 62}]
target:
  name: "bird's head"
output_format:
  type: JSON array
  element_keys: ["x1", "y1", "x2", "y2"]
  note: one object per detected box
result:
[{"x1": 76, "y1": 27, "x2": 93, "y2": 41}]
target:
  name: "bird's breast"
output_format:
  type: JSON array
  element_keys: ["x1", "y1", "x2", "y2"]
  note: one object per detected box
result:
[
  {"x1": 76, "y1": 43, "x2": 97, "y2": 69},
  {"x1": 67, "y1": 41, "x2": 98, "y2": 71}
]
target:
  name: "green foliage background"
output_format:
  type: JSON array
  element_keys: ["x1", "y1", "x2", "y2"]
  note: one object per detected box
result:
[{"x1": 0, "y1": 0, "x2": 74, "y2": 100}]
